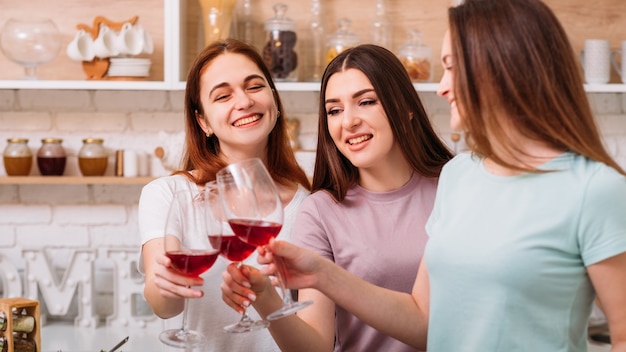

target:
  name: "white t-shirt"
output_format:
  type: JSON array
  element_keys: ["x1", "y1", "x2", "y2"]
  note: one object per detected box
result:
[{"x1": 137, "y1": 174, "x2": 309, "y2": 352}]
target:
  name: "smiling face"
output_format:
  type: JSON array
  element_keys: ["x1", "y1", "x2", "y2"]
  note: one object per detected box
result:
[
  {"x1": 324, "y1": 68, "x2": 400, "y2": 171},
  {"x1": 437, "y1": 30, "x2": 464, "y2": 131},
  {"x1": 196, "y1": 52, "x2": 278, "y2": 159}
]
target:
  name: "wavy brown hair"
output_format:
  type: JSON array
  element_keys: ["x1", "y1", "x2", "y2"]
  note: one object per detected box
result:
[
  {"x1": 449, "y1": 0, "x2": 625, "y2": 175},
  {"x1": 313, "y1": 44, "x2": 454, "y2": 201},
  {"x1": 177, "y1": 38, "x2": 311, "y2": 190}
]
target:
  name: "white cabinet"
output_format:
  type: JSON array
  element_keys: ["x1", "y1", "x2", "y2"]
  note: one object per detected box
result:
[{"x1": 0, "y1": 0, "x2": 625, "y2": 93}]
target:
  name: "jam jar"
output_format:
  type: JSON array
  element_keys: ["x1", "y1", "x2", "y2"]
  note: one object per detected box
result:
[
  {"x1": 263, "y1": 3, "x2": 298, "y2": 82},
  {"x1": 326, "y1": 18, "x2": 360, "y2": 64},
  {"x1": 78, "y1": 138, "x2": 108, "y2": 176},
  {"x1": 3, "y1": 138, "x2": 33, "y2": 176},
  {"x1": 397, "y1": 29, "x2": 433, "y2": 82},
  {"x1": 37, "y1": 138, "x2": 67, "y2": 176}
]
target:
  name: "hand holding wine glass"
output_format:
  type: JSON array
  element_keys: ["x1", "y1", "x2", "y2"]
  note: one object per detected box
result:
[
  {"x1": 206, "y1": 181, "x2": 270, "y2": 333},
  {"x1": 217, "y1": 158, "x2": 313, "y2": 321},
  {"x1": 159, "y1": 188, "x2": 222, "y2": 348}
]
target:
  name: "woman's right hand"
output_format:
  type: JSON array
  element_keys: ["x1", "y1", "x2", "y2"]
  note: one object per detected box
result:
[
  {"x1": 152, "y1": 252, "x2": 205, "y2": 299},
  {"x1": 221, "y1": 262, "x2": 276, "y2": 314},
  {"x1": 257, "y1": 239, "x2": 327, "y2": 291}
]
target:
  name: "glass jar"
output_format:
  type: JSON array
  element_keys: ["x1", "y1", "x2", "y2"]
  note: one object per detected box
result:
[
  {"x1": 370, "y1": 0, "x2": 391, "y2": 50},
  {"x1": 307, "y1": 0, "x2": 324, "y2": 81},
  {"x1": 326, "y1": 18, "x2": 360, "y2": 64},
  {"x1": 263, "y1": 3, "x2": 298, "y2": 82},
  {"x1": 37, "y1": 138, "x2": 66, "y2": 176},
  {"x1": 3, "y1": 138, "x2": 32, "y2": 176},
  {"x1": 397, "y1": 29, "x2": 433, "y2": 82},
  {"x1": 78, "y1": 138, "x2": 108, "y2": 176}
]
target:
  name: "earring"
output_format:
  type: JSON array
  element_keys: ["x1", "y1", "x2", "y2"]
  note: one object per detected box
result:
[{"x1": 206, "y1": 129, "x2": 213, "y2": 138}]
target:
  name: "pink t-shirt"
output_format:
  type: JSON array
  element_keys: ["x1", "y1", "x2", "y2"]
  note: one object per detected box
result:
[{"x1": 293, "y1": 173, "x2": 437, "y2": 352}]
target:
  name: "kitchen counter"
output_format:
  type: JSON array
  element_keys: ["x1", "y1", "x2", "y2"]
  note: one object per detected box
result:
[
  {"x1": 39, "y1": 322, "x2": 612, "y2": 352},
  {"x1": 41, "y1": 322, "x2": 162, "y2": 352}
]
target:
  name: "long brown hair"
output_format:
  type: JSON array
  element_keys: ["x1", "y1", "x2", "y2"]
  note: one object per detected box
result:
[
  {"x1": 450, "y1": 0, "x2": 625, "y2": 175},
  {"x1": 178, "y1": 38, "x2": 311, "y2": 189},
  {"x1": 313, "y1": 44, "x2": 454, "y2": 201}
]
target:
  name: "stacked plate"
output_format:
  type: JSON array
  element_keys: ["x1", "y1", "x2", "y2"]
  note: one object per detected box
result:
[{"x1": 107, "y1": 58, "x2": 151, "y2": 77}]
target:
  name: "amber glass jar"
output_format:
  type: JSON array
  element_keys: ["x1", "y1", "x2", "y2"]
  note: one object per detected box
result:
[
  {"x1": 397, "y1": 29, "x2": 433, "y2": 82},
  {"x1": 3, "y1": 138, "x2": 33, "y2": 176},
  {"x1": 78, "y1": 138, "x2": 108, "y2": 176},
  {"x1": 326, "y1": 18, "x2": 360, "y2": 64},
  {"x1": 37, "y1": 138, "x2": 67, "y2": 176}
]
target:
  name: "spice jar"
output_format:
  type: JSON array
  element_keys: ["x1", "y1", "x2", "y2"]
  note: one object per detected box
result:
[
  {"x1": 263, "y1": 3, "x2": 298, "y2": 82},
  {"x1": 326, "y1": 18, "x2": 360, "y2": 64},
  {"x1": 3, "y1": 138, "x2": 32, "y2": 176},
  {"x1": 78, "y1": 138, "x2": 108, "y2": 176},
  {"x1": 37, "y1": 138, "x2": 67, "y2": 176},
  {"x1": 397, "y1": 29, "x2": 433, "y2": 82},
  {"x1": 0, "y1": 312, "x2": 35, "y2": 334}
]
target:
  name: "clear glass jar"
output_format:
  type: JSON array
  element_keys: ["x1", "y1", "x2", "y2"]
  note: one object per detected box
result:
[
  {"x1": 263, "y1": 3, "x2": 299, "y2": 82},
  {"x1": 326, "y1": 18, "x2": 360, "y2": 64},
  {"x1": 370, "y1": 0, "x2": 391, "y2": 50},
  {"x1": 78, "y1": 138, "x2": 108, "y2": 176},
  {"x1": 37, "y1": 138, "x2": 66, "y2": 176},
  {"x1": 307, "y1": 0, "x2": 324, "y2": 81},
  {"x1": 3, "y1": 138, "x2": 32, "y2": 176},
  {"x1": 397, "y1": 29, "x2": 433, "y2": 82}
]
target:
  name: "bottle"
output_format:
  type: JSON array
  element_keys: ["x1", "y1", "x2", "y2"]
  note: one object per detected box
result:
[
  {"x1": 370, "y1": 0, "x2": 392, "y2": 50},
  {"x1": 307, "y1": 0, "x2": 324, "y2": 81},
  {"x1": 263, "y1": 3, "x2": 299, "y2": 82},
  {"x1": 0, "y1": 312, "x2": 35, "y2": 334},
  {"x1": 397, "y1": 29, "x2": 433, "y2": 82},
  {"x1": 11, "y1": 333, "x2": 36, "y2": 352},
  {"x1": 78, "y1": 138, "x2": 108, "y2": 176},
  {"x1": 37, "y1": 138, "x2": 67, "y2": 176},
  {"x1": 3, "y1": 138, "x2": 32, "y2": 176},
  {"x1": 326, "y1": 18, "x2": 360, "y2": 64},
  {"x1": 236, "y1": 0, "x2": 257, "y2": 46},
  {"x1": 198, "y1": 0, "x2": 237, "y2": 46}
]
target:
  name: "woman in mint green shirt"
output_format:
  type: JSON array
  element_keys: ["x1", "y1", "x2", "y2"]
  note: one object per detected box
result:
[{"x1": 239, "y1": 0, "x2": 626, "y2": 351}]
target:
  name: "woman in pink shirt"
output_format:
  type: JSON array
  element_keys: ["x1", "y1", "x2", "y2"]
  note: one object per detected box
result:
[{"x1": 221, "y1": 44, "x2": 453, "y2": 351}]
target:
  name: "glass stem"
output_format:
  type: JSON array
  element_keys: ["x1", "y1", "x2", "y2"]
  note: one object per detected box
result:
[
  {"x1": 274, "y1": 256, "x2": 294, "y2": 306},
  {"x1": 180, "y1": 296, "x2": 190, "y2": 334},
  {"x1": 236, "y1": 261, "x2": 256, "y2": 323},
  {"x1": 23, "y1": 66, "x2": 37, "y2": 80}
]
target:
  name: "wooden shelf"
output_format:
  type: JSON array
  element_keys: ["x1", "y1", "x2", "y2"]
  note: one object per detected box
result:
[{"x1": 0, "y1": 176, "x2": 154, "y2": 185}]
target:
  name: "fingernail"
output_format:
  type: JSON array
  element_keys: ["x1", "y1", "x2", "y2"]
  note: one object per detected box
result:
[
  {"x1": 247, "y1": 293, "x2": 257, "y2": 302},
  {"x1": 243, "y1": 300, "x2": 250, "y2": 307},
  {"x1": 242, "y1": 281, "x2": 251, "y2": 288}
]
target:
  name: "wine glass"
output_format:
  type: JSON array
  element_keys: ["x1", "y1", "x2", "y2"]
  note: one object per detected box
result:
[
  {"x1": 159, "y1": 188, "x2": 222, "y2": 348},
  {"x1": 206, "y1": 181, "x2": 270, "y2": 333},
  {"x1": 0, "y1": 18, "x2": 62, "y2": 80},
  {"x1": 216, "y1": 158, "x2": 313, "y2": 321}
]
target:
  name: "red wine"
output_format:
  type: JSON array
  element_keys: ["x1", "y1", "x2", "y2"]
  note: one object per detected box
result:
[
  {"x1": 37, "y1": 156, "x2": 66, "y2": 176},
  {"x1": 228, "y1": 219, "x2": 282, "y2": 247},
  {"x1": 211, "y1": 235, "x2": 257, "y2": 262},
  {"x1": 166, "y1": 250, "x2": 219, "y2": 277}
]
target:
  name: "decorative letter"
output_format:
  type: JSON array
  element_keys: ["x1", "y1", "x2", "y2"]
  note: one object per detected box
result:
[
  {"x1": 105, "y1": 248, "x2": 160, "y2": 329},
  {"x1": 22, "y1": 249, "x2": 98, "y2": 328}
]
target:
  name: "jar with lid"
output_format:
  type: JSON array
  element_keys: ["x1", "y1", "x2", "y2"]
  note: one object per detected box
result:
[
  {"x1": 263, "y1": 3, "x2": 298, "y2": 82},
  {"x1": 3, "y1": 138, "x2": 32, "y2": 176},
  {"x1": 37, "y1": 138, "x2": 66, "y2": 176},
  {"x1": 397, "y1": 29, "x2": 433, "y2": 82},
  {"x1": 326, "y1": 18, "x2": 360, "y2": 65},
  {"x1": 78, "y1": 138, "x2": 108, "y2": 176}
]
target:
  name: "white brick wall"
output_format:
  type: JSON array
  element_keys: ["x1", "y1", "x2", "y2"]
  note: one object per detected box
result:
[{"x1": 0, "y1": 89, "x2": 625, "y2": 325}]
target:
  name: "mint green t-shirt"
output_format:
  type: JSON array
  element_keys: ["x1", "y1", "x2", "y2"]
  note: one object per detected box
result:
[{"x1": 425, "y1": 152, "x2": 626, "y2": 352}]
